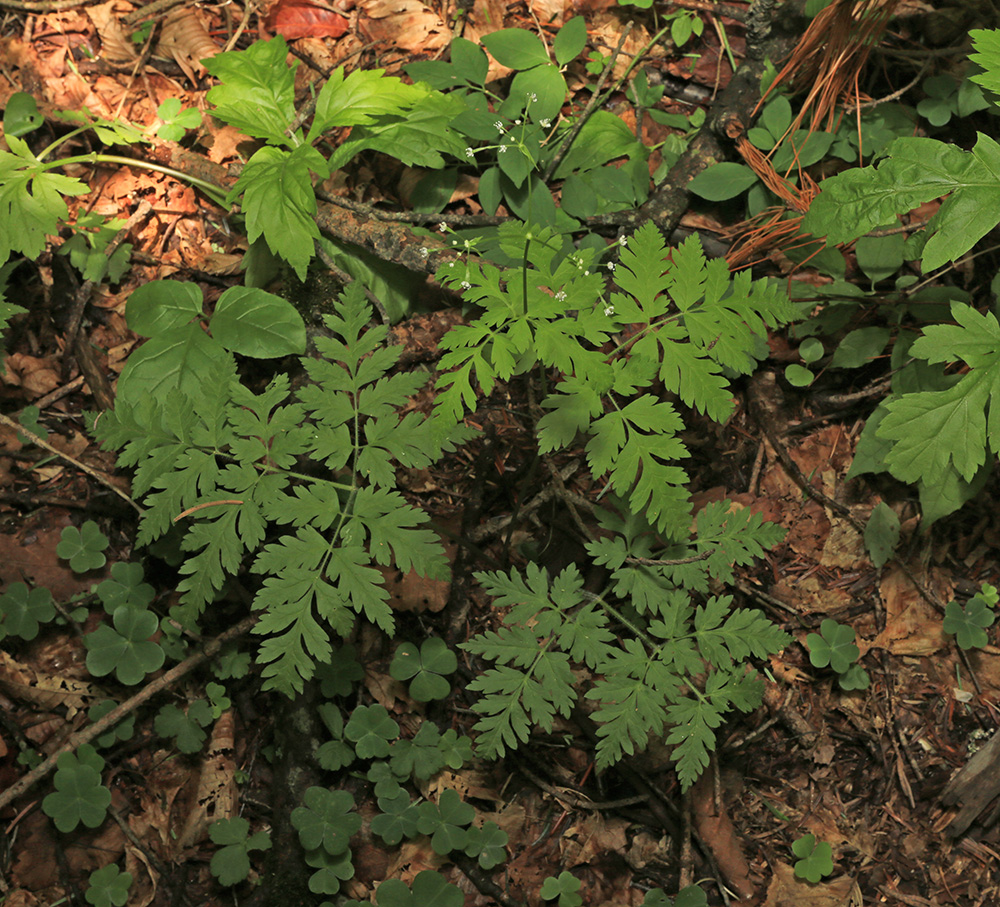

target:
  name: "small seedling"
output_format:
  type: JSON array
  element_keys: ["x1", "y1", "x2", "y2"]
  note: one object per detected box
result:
[
  {"x1": 943, "y1": 583, "x2": 998, "y2": 650},
  {"x1": 85, "y1": 863, "x2": 132, "y2": 907},
  {"x1": 541, "y1": 871, "x2": 584, "y2": 907},
  {"x1": 792, "y1": 833, "x2": 834, "y2": 882},
  {"x1": 390, "y1": 637, "x2": 457, "y2": 701},
  {"x1": 806, "y1": 618, "x2": 870, "y2": 690},
  {"x1": 209, "y1": 817, "x2": 271, "y2": 886}
]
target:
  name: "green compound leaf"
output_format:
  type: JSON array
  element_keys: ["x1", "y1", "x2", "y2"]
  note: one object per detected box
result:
[
  {"x1": 970, "y1": 29, "x2": 1000, "y2": 97},
  {"x1": 84, "y1": 607, "x2": 165, "y2": 686},
  {"x1": 345, "y1": 704, "x2": 400, "y2": 759},
  {"x1": 292, "y1": 787, "x2": 361, "y2": 855},
  {"x1": 415, "y1": 789, "x2": 475, "y2": 854},
  {"x1": 57, "y1": 521, "x2": 109, "y2": 573},
  {"x1": 209, "y1": 817, "x2": 272, "y2": 886},
  {"x1": 0, "y1": 135, "x2": 90, "y2": 265},
  {"x1": 228, "y1": 144, "x2": 329, "y2": 282},
  {"x1": 370, "y1": 789, "x2": 421, "y2": 845},
  {"x1": 837, "y1": 663, "x2": 871, "y2": 691},
  {"x1": 806, "y1": 619, "x2": 860, "y2": 675},
  {"x1": 88, "y1": 700, "x2": 136, "y2": 749},
  {"x1": 96, "y1": 562, "x2": 155, "y2": 614},
  {"x1": 375, "y1": 871, "x2": 463, "y2": 907},
  {"x1": 943, "y1": 593, "x2": 997, "y2": 650},
  {"x1": 877, "y1": 303, "x2": 1000, "y2": 488},
  {"x1": 155, "y1": 98, "x2": 201, "y2": 142},
  {"x1": 463, "y1": 821, "x2": 508, "y2": 869},
  {"x1": 204, "y1": 36, "x2": 296, "y2": 144},
  {"x1": 0, "y1": 582, "x2": 55, "y2": 640},
  {"x1": 389, "y1": 638, "x2": 457, "y2": 701},
  {"x1": 304, "y1": 846, "x2": 354, "y2": 895},
  {"x1": 154, "y1": 701, "x2": 213, "y2": 753},
  {"x1": 42, "y1": 745, "x2": 111, "y2": 832},
  {"x1": 85, "y1": 863, "x2": 132, "y2": 907},
  {"x1": 315, "y1": 644, "x2": 364, "y2": 697},
  {"x1": 803, "y1": 133, "x2": 1000, "y2": 272},
  {"x1": 792, "y1": 833, "x2": 834, "y2": 883},
  {"x1": 541, "y1": 871, "x2": 583, "y2": 907}
]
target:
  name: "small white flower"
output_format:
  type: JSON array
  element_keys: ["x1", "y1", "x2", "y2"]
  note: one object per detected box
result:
[
  {"x1": 527, "y1": 92, "x2": 537, "y2": 102},
  {"x1": 619, "y1": 235, "x2": 629, "y2": 247},
  {"x1": 465, "y1": 147, "x2": 475, "y2": 158},
  {"x1": 448, "y1": 261, "x2": 457, "y2": 268},
  {"x1": 438, "y1": 222, "x2": 448, "y2": 233},
  {"x1": 555, "y1": 290, "x2": 567, "y2": 301},
  {"x1": 494, "y1": 120, "x2": 504, "y2": 132},
  {"x1": 584, "y1": 270, "x2": 590, "y2": 276},
  {"x1": 419, "y1": 247, "x2": 430, "y2": 259},
  {"x1": 514, "y1": 119, "x2": 522, "y2": 126},
  {"x1": 540, "y1": 118, "x2": 551, "y2": 128},
  {"x1": 498, "y1": 145, "x2": 507, "y2": 153},
  {"x1": 604, "y1": 305, "x2": 615, "y2": 317},
  {"x1": 607, "y1": 262, "x2": 616, "y2": 271},
  {"x1": 461, "y1": 281, "x2": 471, "y2": 290}
]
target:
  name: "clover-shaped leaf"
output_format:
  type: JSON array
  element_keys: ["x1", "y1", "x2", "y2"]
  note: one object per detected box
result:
[
  {"x1": 805, "y1": 619, "x2": 859, "y2": 674},
  {"x1": 371, "y1": 789, "x2": 421, "y2": 845},
  {"x1": 792, "y1": 833, "x2": 833, "y2": 882},
  {"x1": 438, "y1": 728, "x2": 474, "y2": 770},
  {"x1": 154, "y1": 702, "x2": 213, "y2": 753},
  {"x1": 85, "y1": 863, "x2": 132, "y2": 907},
  {"x1": 375, "y1": 871, "x2": 463, "y2": 907},
  {"x1": 944, "y1": 594, "x2": 996, "y2": 650},
  {"x1": 156, "y1": 97, "x2": 202, "y2": 142},
  {"x1": 674, "y1": 886, "x2": 709, "y2": 907},
  {"x1": 292, "y1": 787, "x2": 360, "y2": 855},
  {"x1": 85, "y1": 607, "x2": 165, "y2": 685},
  {"x1": 837, "y1": 663, "x2": 871, "y2": 691},
  {"x1": 316, "y1": 644, "x2": 364, "y2": 697},
  {"x1": 345, "y1": 704, "x2": 399, "y2": 758},
  {"x1": 0, "y1": 582, "x2": 55, "y2": 640},
  {"x1": 57, "y1": 521, "x2": 109, "y2": 573},
  {"x1": 541, "y1": 871, "x2": 583, "y2": 907},
  {"x1": 96, "y1": 562, "x2": 155, "y2": 614},
  {"x1": 88, "y1": 700, "x2": 136, "y2": 749},
  {"x1": 316, "y1": 703, "x2": 355, "y2": 771},
  {"x1": 209, "y1": 817, "x2": 272, "y2": 886},
  {"x1": 390, "y1": 638, "x2": 457, "y2": 701},
  {"x1": 305, "y1": 847, "x2": 354, "y2": 895},
  {"x1": 389, "y1": 721, "x2": 445, "y2": 779},
  {"x1": 367, "y1": 760, "x2": 407, "y2": 798},
  {"x1": 416, "y1": 788, "x2": 475, "y2": 854},
  {"x1": 42, "y1": 746, "x2": 111, "y2": 832},
  {"x1": 463, "y1": 821, "x2": 508, "y2": 869}
]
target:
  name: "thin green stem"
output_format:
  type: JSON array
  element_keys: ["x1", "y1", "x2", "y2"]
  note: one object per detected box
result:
[{"x1": 37, "y1": 152, "x2": 230, "y2": 208}]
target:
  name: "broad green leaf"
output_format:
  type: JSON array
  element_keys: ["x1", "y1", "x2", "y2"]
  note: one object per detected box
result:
[
  {"x1": 125, "y1": 280, "x2": 203, "y2": 336},
  {"x1": 116, "y1": 325, "x2": 228, "y2": 407},
  {"x1": 450, "y1": 37, "x2": 489, "y2": 84},
  {"x1": 204, "y1": 37, "x2": 296, "y2": 143},
  {"x1": 804, "y1": 133, "x2": 1000, "y2": 271},
  {"x1": 229, "y1": 144, "x2": 328, "y2": 281},
  {"x1": 308, "y1": 67, "x2": 428, "y2": 140},
  {"x1": 553, "y1": 17, "x2": 587, "y2": 65},
  {"x1": 481, "y1": 29, "x2": 549, "y2": 70},
  {"x1": 511, "y1": 65, "x2": 566, "y2": 124},
  {"x1": 210, "y1": 287, "x2": 306, "y2": 357},
  {"x1": 864, "y1": 501, "x2": 899, "y2": 569},
  {"x1": 687, "y1": 163, "x2": 758, "y2": 201}
]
